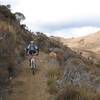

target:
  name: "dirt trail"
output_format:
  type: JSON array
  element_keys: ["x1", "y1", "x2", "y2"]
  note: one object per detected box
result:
[{"x1": 6, "y1": 52, "x2": 50, "y2": 100}]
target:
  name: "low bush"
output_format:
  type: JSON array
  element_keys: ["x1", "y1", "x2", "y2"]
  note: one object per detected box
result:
[
  {"x1": 47, "y1": 67, "x2": 62, "y2": 80},
  {"x1": 47, "y1": 78, "x2": 59, "y2": 95},
  {"x1": 56, "y1": 85, "x2": 100, "y2": 100},
  {"x1": 47, "y1": 67, "x2": 62, "y2": 95},
  {"x1": 95, "y1": 63, "x2": 100, "y2": 68}
]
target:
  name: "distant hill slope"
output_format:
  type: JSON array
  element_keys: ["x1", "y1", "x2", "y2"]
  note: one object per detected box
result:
[
  {"x1": 60, "y1": 31, "x2": 100, "y2": 63},
  {"x1": 60, "y1": 31, "x2": 100, "y2": 51},
  {"x1": 47, "y1": 33, "x2": 100, "y2": 100}
]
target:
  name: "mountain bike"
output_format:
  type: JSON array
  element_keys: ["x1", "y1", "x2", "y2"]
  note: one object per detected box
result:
[{"x1": 29, "y1": 54, "x2": 38, "y2": 75}]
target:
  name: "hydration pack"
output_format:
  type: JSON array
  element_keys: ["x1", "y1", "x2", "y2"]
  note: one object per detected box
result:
[{"x1": 30, "y1": 44, "x2": 36, "y2": 51}]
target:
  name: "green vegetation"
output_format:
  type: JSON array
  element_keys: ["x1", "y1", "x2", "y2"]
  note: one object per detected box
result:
[
  {"x1": 95, "y1": 63, "x2": 100, "y2": 68},
  {"x1": 0, "y1": 5, "x2": 16, "y2": 21}
]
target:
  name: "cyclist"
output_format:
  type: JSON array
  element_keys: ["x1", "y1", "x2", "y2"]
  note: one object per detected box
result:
[{"x1": 26, "y1": 41, "x2": 39, "y2": 66}]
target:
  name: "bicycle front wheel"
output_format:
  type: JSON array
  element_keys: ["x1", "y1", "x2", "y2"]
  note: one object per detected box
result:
[{"x1": 31, "y1": 61, "x2": 36, "y2": 75}]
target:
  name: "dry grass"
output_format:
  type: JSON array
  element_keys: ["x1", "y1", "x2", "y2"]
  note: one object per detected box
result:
[
  {"x1": 47, "y1": 67, "x2": 62, "y2": 80},
  {"x1": 71, "y1": 59, "x2": 83, "y2": 65},
  {"x1": 56, "y1": 85, "x2": 100, "y2": 100},
  {"x1": 47, "y1": 67, "x2": 63, "y2": 95},
  {"x1": 95, "y1": 63, "x2": 100, "y2": 68}
]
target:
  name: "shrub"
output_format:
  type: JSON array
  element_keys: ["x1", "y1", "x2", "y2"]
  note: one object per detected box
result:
[
  {"x1": 56, "y1": 85, "x2": 100, "y2": 100},
  {"x1": 34, "y1": 32, "x2": 50, "y2": 52},
  {"x1": 47, "y1": 78, "x2": 59, "y2": 95},
  {"x1": 95, "y1": 64, "x2": 100, "y2": 68},
  {"x1": 47, "y1": 67, "x2": 62, "y2": 80},
  {"x1": 0, "y1": 5, "x2": 16, "y2": 20},
  {"x1": 0, "y1": 32, "x2": 16, "y2": 67},
  {"x1": 34, "y1": 32, "x2": 65, "y2": 53},
  {"x1": 71, "y1": 59, "x2": 83, "y2": 65},
  {"x1": 47, "y1": 67, "x2": 63, "y2": 95}
]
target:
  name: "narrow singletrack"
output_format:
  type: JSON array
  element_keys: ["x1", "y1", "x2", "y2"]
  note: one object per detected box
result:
[{"x1": 6, "y1": 52, "x2": 50, "y2": 100}]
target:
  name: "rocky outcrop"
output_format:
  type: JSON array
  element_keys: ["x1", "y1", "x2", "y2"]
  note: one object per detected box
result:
[
  {"x1": 56, "y1": 57, "x2": 100, "y2": 92},
  {"x1": 63, "y1": 58, "x2": 91, "y2": 86}
]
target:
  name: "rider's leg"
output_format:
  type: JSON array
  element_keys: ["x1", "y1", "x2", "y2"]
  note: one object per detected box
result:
[
  {"x1": 31, "y1": 53, "x2": 37, "y2": 70},
  {"x1": 31, "y1": 54, "x2": 35, "y2": 69},
  {"x1": 28, "y1": 54, "x2": 31, "y2": 66},
  {"x1": 29, "y1": 50, "x2": 33, "y2": 66}
]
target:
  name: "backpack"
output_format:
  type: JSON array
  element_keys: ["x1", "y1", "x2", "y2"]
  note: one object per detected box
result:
[{"x1": 29, "y1": 44, "x2": 36, "y2": 51}]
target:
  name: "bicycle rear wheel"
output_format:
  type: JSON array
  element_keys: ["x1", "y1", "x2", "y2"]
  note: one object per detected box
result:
[{"x1": 31, "y1": 61, "x2": 36, "y2": 75}]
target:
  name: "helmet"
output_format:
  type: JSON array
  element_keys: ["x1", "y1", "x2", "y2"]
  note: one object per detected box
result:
[{"x1": 30, "y1": 41, "x2": 34, "y2": 44}]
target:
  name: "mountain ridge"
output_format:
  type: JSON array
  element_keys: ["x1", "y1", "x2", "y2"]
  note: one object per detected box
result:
[{"x1": 59, "y1": 31, "x2": 100, "y2": 63}]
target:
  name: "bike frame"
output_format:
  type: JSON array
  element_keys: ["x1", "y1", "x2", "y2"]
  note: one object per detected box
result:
[
  {"x1": 30, "y1": 56, "x2": 36, "y2": 69},
  {"x1": 28, "y1": 54, "x2": 37, "y2": 75}
]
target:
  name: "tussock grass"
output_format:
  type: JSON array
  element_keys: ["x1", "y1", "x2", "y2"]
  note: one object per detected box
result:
[
  {"x1": 95, "y1": 63, "x2": 100, "y2": 68},
  {"x1": 47, "y1": 67, "x2": 63, "y2": 95},
  {"x1": 56, "y1": 85, "x2": 100, "y2": 100}
]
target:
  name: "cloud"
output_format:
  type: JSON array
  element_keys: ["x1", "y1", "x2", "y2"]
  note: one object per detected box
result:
[
  {"x1": 0, "y1": 0, "x2": 18, "y2": 9},
  {"x1": 45, "y1": 26, "x2": 100, "y2": 38},
  {"x1": 40, "y1": 17, "x2": 100, "y2": 32},
  {"x1": 1, "y1": 0, "x2": 100, "y2": 37}
]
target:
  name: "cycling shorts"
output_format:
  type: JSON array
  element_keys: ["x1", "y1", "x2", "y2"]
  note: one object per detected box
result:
[{"x1": 29, "y1": 50, "x2": 36, "y2": 55}]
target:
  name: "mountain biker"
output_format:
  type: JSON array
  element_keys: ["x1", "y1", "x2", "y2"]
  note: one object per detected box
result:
[
  {"x1": 26, "y1": 41, "x2": 39, "y2": 65},
  {"x1": 26, "y1": 41, "x2": 39, "y2": 55}
]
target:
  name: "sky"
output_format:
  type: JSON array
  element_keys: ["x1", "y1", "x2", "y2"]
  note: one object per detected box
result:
[{"x1": 1, "y1": 0, "x2": 100, "y2": 38}]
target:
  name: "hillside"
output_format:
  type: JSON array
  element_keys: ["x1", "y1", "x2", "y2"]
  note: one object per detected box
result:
[
  {"x1": 0, "y1": 4, "x2": 70, "y2": 99},
  {"x1": 60, "y1": 31, "x2": 100, "y2": 51},
  {"x1": 60, "y1": 31, "x2": 100, "y2": 64},
  {"x1": 5, "y1": 52, "x2": 50, "y2": 100},
  {"x1": 0, "y1": 4, "x2": 100, "y2": 100}
]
